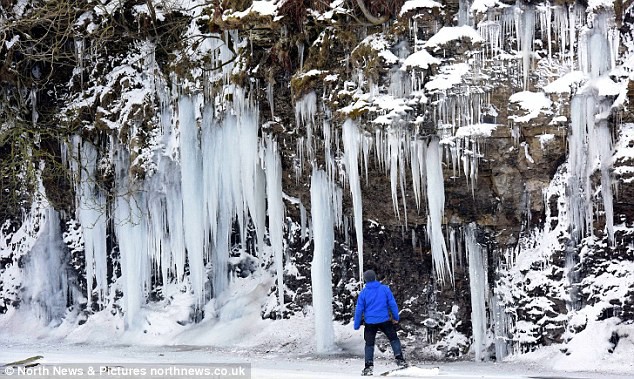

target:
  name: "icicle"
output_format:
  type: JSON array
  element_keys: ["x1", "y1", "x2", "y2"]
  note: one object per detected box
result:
[
  {"x1": 569, "y1": 4, "x2": 577, "y2": 65},
  {"x1": 410, "y1": 140, "x2": 423, "y2": 211},
  {"x1": 426, "y1": 138, "x2": 452, "y2": 283},
  {"x1": 74, "y1": 38, "x2": 84, "y2": 88},
  {"x1": 565, "y1": 243, "x2": 582, "y2": 311},
  {"x1": 545, "y1": 4, "x2": 552, "y2": 60},
  {"x1": 295, "y1": 92, "x2": 317, "y2": 162},
  {"x1": 399, "y1": 134, "x2": 409, "y2": 226},
  {"x1": 24, "y1": 207, "x2": 69, "y2": 323},
  {"x1": 342, "y1": 119, "x2": 365, "y2": 283},
  {"x1": 520, "y1": 7, "x2": 536, "y2": 89},
  {"x1": 458, "y1": 0, "x2": 472, "y2": 27},
  {"x1": 597, "y1": 119, "x2": 614, "y2": 244},
  {"x1": 298, "y1": 41, "x2": 305, "y2": 72},
  {"x1": 388, "y1": 129, "x2": 401, "y2": 219},
  {"x1": 29, "y1": 88, "x2": 38, "y2": 126},
  {"x1": 74, "y1": 138, "x2": 108, "y2": 308},
  {"x1": 178, "y1": 96, "x2": 206, "y2": 307},
  {"x1": 323, "y1": 109, "x2": 335, "y2": 178},
  {"x1": 362, "y1": 134, "x2": 370, "y2": 182},
  {"x1": 568, "y1": 95, "x2": 591, "y2": 242},
  {"x1": 465, "y1": 223, "x2": 488, "y2": 361},
  {"x1": 267, "y1": 81, "x2": 275, "y2": 119},
  {"x1": 295, "y1": 137, "x2": 305, "y2": 181},
  {"x1": 164, "y1": 160, "x2": 186, "y2": 281},
  {"x1": 265, "y1": 136, "x2": 286, "y2": 315},
  {"x1": 113, "y1": 144, "x2": 149, "y2": 329},
  {"x1": 310, "y1": 168, "x2": 336, "y2": 353},
  {"x1": 449, "y1": 226, "x2": 457, "y2": 273},
  {"x1": 235, "y1": 91, "x2": 265, "y2": 255},
  {"x1": 491, "y1": 291, "x2": 509, "y2": 360},
  {"x1": 146, "y1": 182, "x2": 168, "y2": 290},
  {"x1": 300, "y1": 203, "x2": 307, "y2": 240}
]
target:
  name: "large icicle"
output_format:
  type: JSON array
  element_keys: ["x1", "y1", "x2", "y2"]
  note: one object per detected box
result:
[
  {"x1": 113, "y1": 145, "x2": 149, "y2": 329},
  {"x1": 426, "y1": 138, "x2": 452, "y2": 283},
  {"x1": 265, "y1": 136, "x2": 286, "y2": 315},
  {"x1": 520, "y1": 6, "x2": 536, "y2": 89},
  {"x1": 568, "y1": 92, "x2": 614, "y2": 243},
  {"x1": 310, "y1": 168, "x2": 336, "y2": 353},
  {"x1": 23, "y1": 207, "x2": 69, "y2": 323},
  {"x1": 465, "y1": 223, "x2": 488, "y2": 361},
  {"x1": 342, "y1": 119, "x2": 364, "y2": 283},
  {"x1": 178, "y1": 96, "x2": 206, "y2": 306},
  {"x1": 73, "y1": 138, "x2": 108, "y2": 308}
]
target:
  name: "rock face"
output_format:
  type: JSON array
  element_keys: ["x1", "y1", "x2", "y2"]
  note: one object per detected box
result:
[{"x1": 1, "y1": 0, "x2": 634, "y2": 361}]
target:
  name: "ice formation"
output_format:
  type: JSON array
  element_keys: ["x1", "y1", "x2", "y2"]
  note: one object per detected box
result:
[
  {"x1": 1, "y1": 0, "x2": 631, "y2": 363},
  {"x1": 310, "y1": 169, "x2": 336, "y2": 353}
]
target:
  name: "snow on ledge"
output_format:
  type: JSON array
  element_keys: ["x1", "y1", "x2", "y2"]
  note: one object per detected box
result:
[
  {"x1": 454, "y1": 123, "x2": 498, "y2": 138},
  {"x1": 399, "y1": 0, "x2": 443, "y2": 16},
  {"x1": 355, "y1": 34, "x2": 399, "y2": 65},
  {"x1": 543, "y1": 71, "x2": 586, "y2": 93},
  {"x1": 401, "y1": 49, "x2": 441, "y2": 70},
  {"x1": 579, "y1": 77, "x2": 624, "y2": 97},
  {"x1": 470, "y1": 0, "x2": 510, "y2": 13},
  {"x1": 425, "y1": 63, "x2": 470, "y2": 91},
  {"x1": 228, "y1": 1, "x2": 278, "y2": 19},
  {"x1": 425, "y1": 26, "x2": 484, "y2": 50},
  {"x1": 586, "y1": 0, "x2": 616, "y2": 13},
  {"x1": 509, "y1": 91, "x2": 552, "y2": 123}
]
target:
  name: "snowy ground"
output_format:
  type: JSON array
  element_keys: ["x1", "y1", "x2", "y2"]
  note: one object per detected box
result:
[
  {"x1": 1, "y1": 303, "x2": 632, "y2": 379},
  {"x1": 1, "y1": 340, "x2": 632, "y2": 379}
]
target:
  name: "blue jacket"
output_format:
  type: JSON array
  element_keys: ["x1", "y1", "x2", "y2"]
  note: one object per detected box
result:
[{"x1": 354, "y1": 281, "x2": 400, "y2": 329}]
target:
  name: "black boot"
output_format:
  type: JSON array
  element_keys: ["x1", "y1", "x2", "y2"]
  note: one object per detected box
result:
[
  {"x1": 362, "y1": 362, "x2": 373, "y2": 376},
  {"x1": 395, "y1": 355, "x2": 408, "y2": 368}
]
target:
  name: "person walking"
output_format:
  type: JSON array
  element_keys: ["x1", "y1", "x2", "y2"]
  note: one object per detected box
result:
[{"x1": 354, "y1": 269, "x2": 407, "y2": 376}]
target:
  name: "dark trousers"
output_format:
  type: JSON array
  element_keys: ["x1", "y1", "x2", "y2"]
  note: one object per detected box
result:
[{"x1": 364, "y1": 321, "x2": 403, "y2": 365}]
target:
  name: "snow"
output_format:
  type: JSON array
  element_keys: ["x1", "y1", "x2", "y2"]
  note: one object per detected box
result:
[
  {"x1": 508, "y1": 91, "x2": 552, "y2": 123},
  {"x1": 579, "y1": 77, "x2": 624, "y2": 97},
  {"x1": 356, "y1": 34, "x2": 399, "y2": 65},
  {"x1": 470, "y1": 0, "x2": 508, "y2": 14},
  {"x1": 384, "y1": 366, "x2": 440, "y2": 376},
  {"x1": 425, "y1": 63, "x2": 470, "y2": 92},
  {"x1": 586, "y1": 0, "x2": 617, "y2": 14},
  {"x1": 401, "y1": 49, "x2": 441, "y2": 70},
  {"x1": 5, "y1": 35, "x2": 19, "y2": 49},
  {"x1": 543, "y1": 71, "x2": 586, "y2": 93},
  {"x1": 399, "y1": 0, "x2": 443, "y2": 17},
  {"x1": 454, "y1": 124, "x2": 497, "y2": 138},
  {"x1": 425, "y1": 26, "x2": 484, "y2": 51},
  {"x1": 1, "y1": 340, "x2": 633, "y2": 379},
  {"x1": 509, "y1": 321, "x2": 634, "y2": 375},
  {"x1": 538, "y1": 133, "x2": 555, "y2": 149},
  {"x1": 613, "y1": 124, "x2": 634, "y2": 183},
  {"x1": 132, "y1": 4, "x2": 166, "y2": 21},
  {"x1": 229, "y1": 1, "x2": 279, "y2": 19}
]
